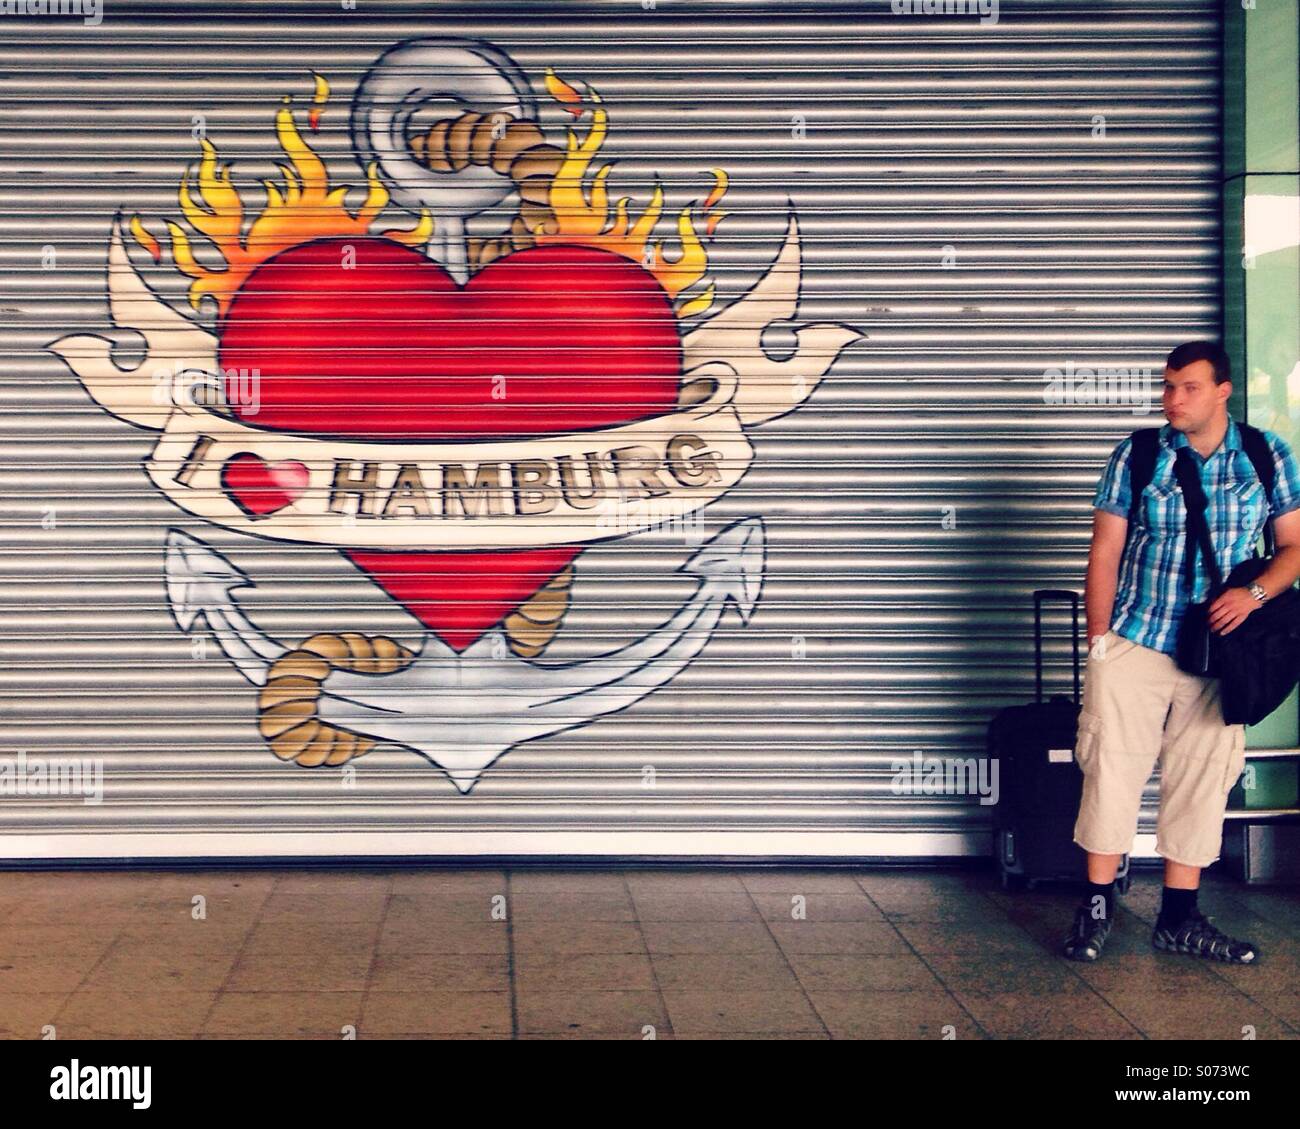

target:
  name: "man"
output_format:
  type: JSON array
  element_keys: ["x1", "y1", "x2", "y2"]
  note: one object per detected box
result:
[{"x1": 1063, "y1": 340, "x2": 1300, "y2": 963}]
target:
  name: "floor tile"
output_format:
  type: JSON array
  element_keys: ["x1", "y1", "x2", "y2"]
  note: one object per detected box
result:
[
  {"x1": 511, "y1": 921, "x2": 645, "y2": 955},
  {"x1": 244, "y1": 920, "x2": 381, "y2": 952},
  {"x1": 54, "y1": 990, "x2": 216, "y2": 1037},
  {"x1": 641, "y1": 922, "x2": 780, "y2": 955},
  {"x1": 674, "y1": 1029, "x2": 829, "y2": 1040},
  {"x1": 367, "y1": 952, "x2": 509, "y2": 992},
  {"x1": 507, "y1": 870, "x2": 629, "y2": 894},
  {"x1": 785, "y1": 953, "x2": 945, "y2": 993},
  {"x1": 508, "y1": 890, "x2": 637, "y2": 923},
  {"x1": 258, "y1": 890, "x2": 390, "y2": 923},
  {"x1": 891, "y1": 920, "x2": 1041, "y2": 955},
  {"x1": 377, "y1": 918, "x2": 509, "y2": 955},
  {"x1": 225, "y1": 950, "x2": 373, "y2": 992},
  {"x1": 516, "y1": 990, "x2": 668, "y2": 1036},
  {"x1": 361, "y1": 991, "x2": 511, "y2": 1035},
  {"x1": 629, "y1": 889, "x2": 761, "y2": 922},
  {"x1": 390, "y1": 869, "x2": 508, "y2": 895},
  {"x1": 650, "y1": 952, "x2": 800, "y2": 991},
  {"x1": 384, "y1": 892, "x2": 504, "y2": 924},
  {"x1": 951, "y1": 982, "x2": 1142, "y2": 1039},
  {"x1": 741, "y1": 870, "x2": 872, "y2": 895},
  {"x1": 623, "y1": 871, "x2": 748, "y2": 893},
  {"x1": 203, "y1": 991, "x2": 363, "y2": 1037},
  {"x1": 768, "y1": 921, "x2": 912, "y2": 956},
  {"x1": 924, "y1": 949, "x2": 1095, "y2": 995},
  {"x1": 1100, "y1": 988, "x2": 1294, "y2": 1040},
  {"x1": 0, "y1": 992, "x2": 68, "y2": 1038},
  {"x1": 0, "y1": 947, "x2": 107, "y2": 993},
  {"x1": 661, "y1": 990, "x2": 824, "y2": 1035},
  {"x1": 81, "y1": 942, "x2": 241, "y2": 993},
  {"x1": 750, "y1": 892, "x2": 887, "y2": 923},
  {"x1": 808, "y1": 989, "x2": 984, "y2": 1039},
  {"x1": 514, "y1": 951, "x2": 657, "y2": 991}
]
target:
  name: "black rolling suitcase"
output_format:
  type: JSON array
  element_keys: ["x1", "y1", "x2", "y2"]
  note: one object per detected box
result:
[{"x1": 989, "y1": 589, "x2": 1130, "y2": 892}]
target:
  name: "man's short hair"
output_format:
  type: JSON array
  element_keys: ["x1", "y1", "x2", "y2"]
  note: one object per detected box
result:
[{"x1": 1166, "y1": 340, "x2": 1231, "y2": 384}]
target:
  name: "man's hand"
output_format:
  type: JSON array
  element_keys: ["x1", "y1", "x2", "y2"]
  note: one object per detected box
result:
[{"x1": 1208, "y1": 587, "x2": 1261, "y2": 635}]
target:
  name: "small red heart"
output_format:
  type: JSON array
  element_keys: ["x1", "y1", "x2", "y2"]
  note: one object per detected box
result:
[
  {"x1": 221, "y1": 453, "x2": 309, "y2": 518},
  {"x1": 218, "y1": 238, "x2": 683, "y2": 650}
]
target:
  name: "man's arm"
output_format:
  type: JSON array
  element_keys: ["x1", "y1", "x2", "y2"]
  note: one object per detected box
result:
[
  {"x1": 1085, "y1": 509, "x2": 1128, "y2": 648},
  {"x1": 1208, "y1": 508, "x2": 1300, "y2": 634},
  {"x1": 1246, "y1": 509, "x2": 1300, "y2": 598}
]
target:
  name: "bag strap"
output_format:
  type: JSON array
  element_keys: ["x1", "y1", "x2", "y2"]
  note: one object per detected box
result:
[
  {"x1": 1125, "y1": 427, "x2": 1162, "y2": 526},
  {"x1": 1238, "y1": 422, "x2": 1277, "y2": 557},
  {"x1": 1122, "y1": 428, "x2": 1162, "y2": 563},
  {"x1": 1172, "y1": 447, "x2": 1224, "y2": 594}
]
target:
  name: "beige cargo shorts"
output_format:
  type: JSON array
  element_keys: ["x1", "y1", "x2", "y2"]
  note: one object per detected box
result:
[{"x1": 1072, "y1": 629, "x2": 1247, "y2": 869}]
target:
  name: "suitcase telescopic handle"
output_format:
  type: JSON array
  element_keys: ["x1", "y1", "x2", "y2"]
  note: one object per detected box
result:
[{"x1": 1033, "y1": 589, "x2": 1081, "y2": 705}]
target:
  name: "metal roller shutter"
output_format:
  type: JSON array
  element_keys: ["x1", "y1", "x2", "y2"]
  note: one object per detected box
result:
[{"x1": 0, "y1": 1, "x2": 1222, "y2": 860}]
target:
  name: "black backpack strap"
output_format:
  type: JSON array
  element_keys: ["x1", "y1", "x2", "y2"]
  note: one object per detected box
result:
[
  {"x1": 1238, "y1": 422, "x2": 1277, "y2": 557},
  {"x1": 1125, "y1": 427, "x2": 1162, "y2": 525}
]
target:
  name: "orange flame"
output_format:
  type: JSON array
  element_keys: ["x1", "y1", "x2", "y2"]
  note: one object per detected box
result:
[
  {"x1": 128, "y1": 214, "x2": 162, "y2": 263},
  {"x1": 534, "y1": 82, "x2": 728, "y2": 319},
  {"x1": 544, "y1": 66, "x2": 586, "y2": 118},
  {"x1": 136, "y1": 79, "x2": 433, "y2": 317}
]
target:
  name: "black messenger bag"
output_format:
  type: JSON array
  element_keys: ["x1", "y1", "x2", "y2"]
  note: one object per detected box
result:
[{"x1": 1170, "y1": 446, "x2": 1300, "y2": 725}]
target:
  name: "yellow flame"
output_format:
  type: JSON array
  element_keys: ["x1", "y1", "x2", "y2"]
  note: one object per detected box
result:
[
  {"x1": 703, "y1": 168, "x2": 728, "y2": 238},
  {"x1": 139, "y1": 80, "x2": 432, "y2": 317},
  {"x1": 534, "y1": 87, "x2": 728, "y2": 319},
  {"x1": 676, "y1": 281, "x2": 716, "y2": 320},
  {"x1": 308, "y1": 71, "x2": 329, "y2": 131}
]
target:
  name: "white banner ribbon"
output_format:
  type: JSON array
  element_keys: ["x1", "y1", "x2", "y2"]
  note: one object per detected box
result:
[
  {"x1": 142, "y1": 361, "x2": 749, "y2": 549},
  {"x1": 49, "y1": 214, "x2": 863, "y2": 550}
]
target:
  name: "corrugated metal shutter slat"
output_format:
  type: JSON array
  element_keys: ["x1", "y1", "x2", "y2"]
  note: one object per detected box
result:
[{"x1": 0, "y1": 1, "x2": 1219, "y2": 857}]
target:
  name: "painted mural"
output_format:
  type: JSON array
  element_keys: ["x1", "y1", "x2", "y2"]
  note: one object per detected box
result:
[{"x1": 49, "y1": 37, "x2": 861, "y2": 791}]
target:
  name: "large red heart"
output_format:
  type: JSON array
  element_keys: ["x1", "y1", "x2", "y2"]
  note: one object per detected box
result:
[{"x1": 218, "y1": 237, "x2": 683, "y2": 650}]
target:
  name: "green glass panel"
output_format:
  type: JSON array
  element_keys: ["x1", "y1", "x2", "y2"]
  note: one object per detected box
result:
[
  {"x1": 1242, "y1": 173, "x2": 1300, "y2": 748},
  {"x1": 1245, "y1": 0, "x2": 1300, "y2": 172}
]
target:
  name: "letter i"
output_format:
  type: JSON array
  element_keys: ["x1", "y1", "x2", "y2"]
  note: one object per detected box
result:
[{"x1": 174, "y1": 436, "x2": 215, "y2": 487}]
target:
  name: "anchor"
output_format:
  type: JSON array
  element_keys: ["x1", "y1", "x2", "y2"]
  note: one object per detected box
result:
[{"x1": 165, "y1": 519, "x2": 765, "y2": 791}]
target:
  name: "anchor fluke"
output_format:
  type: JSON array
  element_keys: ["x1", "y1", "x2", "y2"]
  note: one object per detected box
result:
[
  {"x1": 165, "y1": 529, "x2": 254, "y2": 632},
  {"x1": 679, "y1": 517, "x2": 765, "y2": 623},
  {"x1": 163, "y1": 528, "x2": 288, "y2": 685}
]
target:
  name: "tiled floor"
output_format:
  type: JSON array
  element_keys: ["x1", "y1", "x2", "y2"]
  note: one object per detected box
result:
[{"x1": 0, "y1": 866, "x2": 1297, "y2": 1039}]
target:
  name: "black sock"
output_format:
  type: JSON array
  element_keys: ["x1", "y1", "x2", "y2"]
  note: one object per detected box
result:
[
  {"x1": 1157, "y1": 886, "x2": 1198, "y2": 930},
  {"x1": 1083, "y1": 879, "x2": 1116, "y2": 922}
]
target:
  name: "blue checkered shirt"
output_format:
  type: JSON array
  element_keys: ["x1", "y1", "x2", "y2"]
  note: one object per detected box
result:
[{"x1": 1093, "y1": 417, "x2": 1300, "y2": 655}]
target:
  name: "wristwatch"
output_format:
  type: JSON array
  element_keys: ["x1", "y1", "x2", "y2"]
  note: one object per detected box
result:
[{"x1": 1248, "y1": 582, "x2": 1269, "y2": 604}]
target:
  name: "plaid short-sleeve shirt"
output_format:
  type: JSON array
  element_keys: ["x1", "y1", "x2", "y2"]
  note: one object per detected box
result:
[{"x1": 1093, "y1": 417, "x2": 1300, "y2": 655}]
